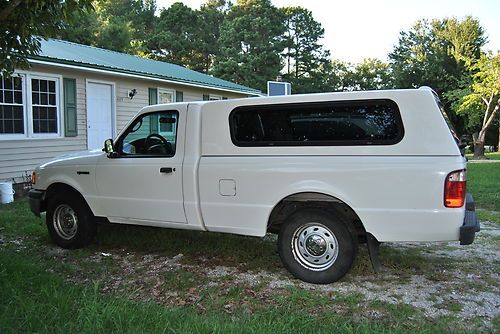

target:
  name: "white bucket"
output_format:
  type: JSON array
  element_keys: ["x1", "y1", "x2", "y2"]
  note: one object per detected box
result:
[{"x1": 0, "y1": 182, "x2": 15, "y2": 204}]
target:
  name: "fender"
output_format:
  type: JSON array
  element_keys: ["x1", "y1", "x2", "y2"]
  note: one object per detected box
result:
[{"x1": 36, "y1": 164, "x2": 98, "y2": 213}]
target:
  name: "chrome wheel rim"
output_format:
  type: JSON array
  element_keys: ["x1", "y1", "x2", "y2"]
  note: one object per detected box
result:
[
  {"x1": 53, "y1": 204, "x2": 78, "y2": 240},
  {"x1": 291, "y1": 223, "x2": 339, "y2": 271}
]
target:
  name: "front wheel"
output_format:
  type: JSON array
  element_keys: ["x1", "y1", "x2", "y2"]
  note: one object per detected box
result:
[
  {"x1": 46, "y1": 194, "x2": 96, "y2": 249},
  {"x1": 278, "y1": 209, "x2": 357, "y2": 284}
]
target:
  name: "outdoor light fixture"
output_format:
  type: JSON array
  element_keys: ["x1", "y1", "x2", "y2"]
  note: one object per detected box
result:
[{"x1": 128, "y1": 89, "x2": 137, "y2": 99}]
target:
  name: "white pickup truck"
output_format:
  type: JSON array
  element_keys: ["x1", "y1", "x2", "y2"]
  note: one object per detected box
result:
[{"x1": 29, "y1": 88, "x2": 479, "y2": 283}]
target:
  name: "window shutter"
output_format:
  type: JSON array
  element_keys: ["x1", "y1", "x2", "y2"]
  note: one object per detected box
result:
[
  {"x1": 63, "y1": 78, "x2": 77, "y2": 137},
  {"x1": 149, "y1": 88, "x2": 157, "y2": 105},
  {"x1": 176, "y1": 91, "x2": 183, "y2": 102},
  {"x1": 203, "y1": 94, "x2": 210, "y2": 101}
]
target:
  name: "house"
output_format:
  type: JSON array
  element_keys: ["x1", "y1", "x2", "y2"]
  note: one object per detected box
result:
[{"x1": 0, "y1": 38, "x2": 260, "y2": 185}]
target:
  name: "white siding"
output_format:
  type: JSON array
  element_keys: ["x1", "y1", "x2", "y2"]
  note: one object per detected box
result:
[{"x1": 0, "y1": 63, "x2": 251, "y2": 182}]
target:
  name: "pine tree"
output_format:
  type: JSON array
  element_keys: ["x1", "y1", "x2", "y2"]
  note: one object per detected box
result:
[{"x1": 213, "y1": 0, "x2": 285, "y2": 92}]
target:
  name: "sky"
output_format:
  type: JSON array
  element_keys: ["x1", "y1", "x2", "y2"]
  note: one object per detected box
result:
[{"x1": 155, "y1": 0, "x2": 499, "y2": 63}]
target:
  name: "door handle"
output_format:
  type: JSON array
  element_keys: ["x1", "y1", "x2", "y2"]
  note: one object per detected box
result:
[{"x1": 160, "y1": 167, "x2": 175, "y2": 174}]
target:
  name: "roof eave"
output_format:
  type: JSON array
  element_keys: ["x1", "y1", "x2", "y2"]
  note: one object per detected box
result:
[{"x1": 28, "y1": 56, "x2": 262, "y2": 96}]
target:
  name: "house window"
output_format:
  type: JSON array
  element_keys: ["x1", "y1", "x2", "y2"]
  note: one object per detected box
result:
[
  {"x1": 0, "y1": 73, "x2": 61, "y2": 139},
  {"x1": 0, "y1": 76, "x2": 24, "y2": 135},
  {"x1": 159, "y1": 113, "x2": 177, "y2": 138},
  {"x1": 203, "y1": 94, "x2": 223, "y2": 101},
  {"x1": 209, "y1": 95, "x2": 222, "y2": 101},
  {"x1": 158, "y1": 88, "x2": 175, "y2": 104},
  {"x1": 31, "y1": 78, "x2": 58, "y2": 134}
]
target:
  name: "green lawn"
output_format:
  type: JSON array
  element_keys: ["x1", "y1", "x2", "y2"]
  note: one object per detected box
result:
[
  {"x1": 1, "y1": 248, "x2": 405, "y2": 334},
  {"x1": 0, "y1": 162, "x2": 498, "y2": 333},
  {"x1": 0, "y1": 236, "x2": 472, "y2": 334},
  {"x1": 466, "y1": 152, "x2": 500, "y2": 160},
  {"x1": 467, "y1": 162, "x2": 500, "y2": 212}
]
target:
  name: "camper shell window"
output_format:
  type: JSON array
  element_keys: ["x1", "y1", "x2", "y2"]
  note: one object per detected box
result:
[{"x1": 229, "y1": 99, "x2": 404, "y2": 146}]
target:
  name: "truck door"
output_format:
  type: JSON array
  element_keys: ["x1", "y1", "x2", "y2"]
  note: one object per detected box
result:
[{"x1": 95, "y1": 106, "x2": 186, "y2": 224}]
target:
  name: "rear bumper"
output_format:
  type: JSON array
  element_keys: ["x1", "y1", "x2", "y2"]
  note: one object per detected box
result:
[
  {"x1": 459, "y1": 193, "x2": 480, "y2": 245},
  {"x1": 28, "y1": 189, "x2": 46, "y2": 217}
]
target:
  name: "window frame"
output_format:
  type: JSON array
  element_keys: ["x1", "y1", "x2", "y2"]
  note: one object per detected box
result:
[
  {"x1": 0, "y1": 71, "x2": 63, "y2": 140},
  {"x1": 158, "y1": 113, "x2": 177, "y2": 137},
  {"x1": 0, "y1": 74, "x2": 27, "y2": 139},
  {"x1": 229, "y1": 99, "x2": 405, "y2": 147},
  {"x1": 157, "y1": 88, "x2": 176, "y2": 104},
  {"x1": 115, "y1": 110, "x2": 180, "y2": 158},
  {"x1": 29, "y1": 74, "x2": 62, "y2": 138},
  {"x1": 209, "y1": 94, "x2": 222, "y2": 101}
]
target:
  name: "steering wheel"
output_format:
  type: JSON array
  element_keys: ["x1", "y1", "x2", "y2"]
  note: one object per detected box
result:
[{"x1": 145, "y1": 133, "x2": 169, "y2": 153}]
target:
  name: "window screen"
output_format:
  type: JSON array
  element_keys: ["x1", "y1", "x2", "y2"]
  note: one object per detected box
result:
[{"x1": 230, "y1": 99, "x2": 404, "y2": 146}]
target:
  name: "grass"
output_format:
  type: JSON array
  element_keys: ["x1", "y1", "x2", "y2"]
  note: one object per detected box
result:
[
  {"x1": 477, "y1": 210, "x2": 500, "y2": 227},
  {"x1": 467, "y1": 162, "x2": 500, "y2": 211},
  {"x1": 466, "y1": 151, "x2": 500, "y2": 160},
  {"x1": 1, "y1": 241, "x2": 472, "y2": 334},
  {"x1": 0, "y1": 161, "x2": 499, "y2": 333}
]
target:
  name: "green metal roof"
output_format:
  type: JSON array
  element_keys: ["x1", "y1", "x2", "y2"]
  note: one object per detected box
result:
[{"x1": 30, "y1": 38, "x2": 261, "y2": 95}]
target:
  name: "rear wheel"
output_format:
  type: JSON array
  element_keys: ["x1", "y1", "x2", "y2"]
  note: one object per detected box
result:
[
  {"x1": 46, "y1": 194, "x2": 96, "y2": 249},
  {"x1": 278, "y1": 209, "x2": 357, "y2": 284}
]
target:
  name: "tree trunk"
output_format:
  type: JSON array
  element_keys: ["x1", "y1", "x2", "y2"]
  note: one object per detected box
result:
[
  {"x1": 473, "y1": 131, "x2": 486, "y2": 159},
  {"x1": 474, "y1": 142, "x2": 486, "y2": 158}
]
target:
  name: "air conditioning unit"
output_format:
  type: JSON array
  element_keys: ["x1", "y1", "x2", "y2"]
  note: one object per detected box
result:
[{"x1": 267, "y1": 81, "x2": 291, "y2": 96}]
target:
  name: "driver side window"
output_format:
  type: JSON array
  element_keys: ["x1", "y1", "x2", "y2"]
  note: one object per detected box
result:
[{"x1": 120, "y1": 110, "x2": 178, "y2": 157}]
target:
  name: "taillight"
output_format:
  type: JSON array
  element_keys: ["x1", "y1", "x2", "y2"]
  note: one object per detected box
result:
[
  {"x1": 31, "y1": 172, "x2": 36, "y2": 185},
  {"x1": 444, "y1": 170, "x2": 466, "y2": 208}
]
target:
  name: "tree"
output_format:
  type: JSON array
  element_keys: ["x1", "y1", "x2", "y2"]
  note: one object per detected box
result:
[
  {"x1": 389, "y1": 17, "x2": 487, "y2": 135},
  {"x1": 56, "y1": 7, "x2": 100, "y2": 47},
  {"x1": 350, "y1": 58, "x2": 392, "y2": 90},
  {"x1": 97, "y1": 0, "x2": 156, "y2": 53},
  {"x1": 146, "y1": 2, "x2": 204, "y2": 70},
  {"x1": 214, "y1": 0, "x2": 285, "y2": 92},
  {"x1": 390, "y1": 19, "x2": 455, "y2": 93},
  {"x1": 58, "y1": 0, "x2": 156, "y2": 54},
  {"x1": 196, "y1": 0, "x2": 229, "y2": 73},
  {"x1": 280, "y1": 7, "x2": 330, "y2": 93},
  {"x1": 435, "y1": 17, "x2": 485, "y2": 68},
  {"x1": 99, "y1": 0, "x2": 156, "y2": 41},
  {"x1": 455, "y1": 54, "x2": 499, "y2": 158},
  {"x1": 0, "y1": 0, "x2": 93, "y2": 76},
  {"x1": 96, "y1": 18, "x2": 134, "y2": 52}
]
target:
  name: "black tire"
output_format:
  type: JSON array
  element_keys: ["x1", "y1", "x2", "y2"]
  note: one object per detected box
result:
[
  {"x1": 278, "y1": 209, "x2": 357, "y2": 284},
  {"x1": 46, "y1": 193, "x2": 96, "y2": 249}
]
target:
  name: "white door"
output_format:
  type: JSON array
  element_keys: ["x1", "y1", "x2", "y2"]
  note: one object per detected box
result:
[{"x1": 87, "y1": 82, "x2": 113, "y2": 150}]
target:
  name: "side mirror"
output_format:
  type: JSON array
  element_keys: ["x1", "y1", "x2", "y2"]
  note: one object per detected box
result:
[{"x1": 103, "y1": 139, "x2": 114, "y2": 153}]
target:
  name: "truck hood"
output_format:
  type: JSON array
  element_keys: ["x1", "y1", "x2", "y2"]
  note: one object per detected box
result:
[{"x1": 39, "y1": 149, "x2": 105, "y2": 168}]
